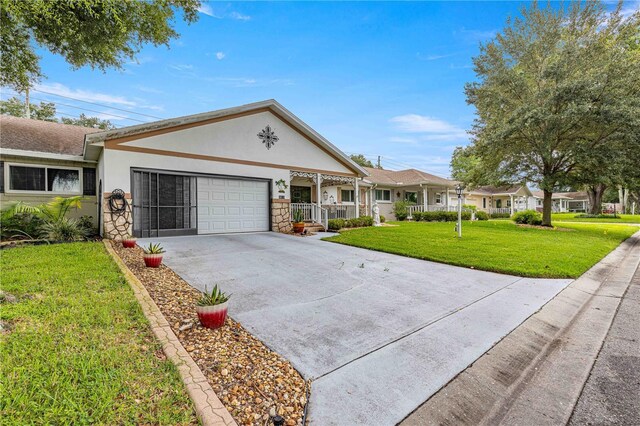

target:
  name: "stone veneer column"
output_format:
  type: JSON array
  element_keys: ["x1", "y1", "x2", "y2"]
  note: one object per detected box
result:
[
  {"x1": 103, "y1": 193, "x2": 133, "y2": 240},
  {"x1": 271, "y1": 199, "x2": 292, "y2": 233}
]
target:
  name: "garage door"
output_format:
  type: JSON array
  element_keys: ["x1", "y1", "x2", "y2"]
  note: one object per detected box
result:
[{"x1": 197, "y1": 177, "x2": 269, "y2": 234}]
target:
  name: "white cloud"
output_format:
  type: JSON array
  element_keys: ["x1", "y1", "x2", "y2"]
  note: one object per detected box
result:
[
  {"x1": 388, "y1": 136, "x2": 419, "y2": 145},
  {"x1": 417, "y1": 53, "x2": 456, "y2": 61},
  {"x1": 169, "y1": 64, "x2": 194, "y2": 72},
  {"x1": 215, "y1": 51, "x2": 226, "y2": 60},
  {"x1": 229, "y1": 11, "x2": 251, "y2": 21},
  {"x1": 35, "y1": 83, "x2": 137, "y2": 107},
  {"x1": 390, "y1": 114, "x2": 468, "y2": 140},
  {"x1": 198, "y1": 4, "x2": 250, "y2": 20}
]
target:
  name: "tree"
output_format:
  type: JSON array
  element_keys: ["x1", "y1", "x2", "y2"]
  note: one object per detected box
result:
[
  {"x1": 0, "y1": 96, "x2": 56, "y2": 121},
  {"x1": 350, "y1": 154, "x2": 374, "y2": 168},
  {"x1": 464, "y1": 1, "x2": 640, "y2": 226},
  {"x1": 61, "y1": 114, "x2": 115, "y2": 130},
  {"x1": 0, "y1": 0, "x2": 201, "y2": 91}
]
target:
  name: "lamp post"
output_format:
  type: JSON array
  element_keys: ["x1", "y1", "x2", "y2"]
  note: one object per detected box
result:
[{"x1": 455, "y1": 184, "x2": 464, "y2": 238}]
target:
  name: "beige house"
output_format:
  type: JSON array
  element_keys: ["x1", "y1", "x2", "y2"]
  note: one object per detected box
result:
[
  {"x1": 531, "y1": 191, "x2": 590, "y2": 213},
  {"x1": 464, "y1": 185, "x2": 533, "y2": 215},
  {"x1": 358, "y1": 167, "x2": 459, "y2": 220}
]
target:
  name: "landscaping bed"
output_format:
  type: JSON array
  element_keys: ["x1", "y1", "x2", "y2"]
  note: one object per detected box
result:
[{"x1": 111, "y1": 241, "x2": 308, "y2": 426}]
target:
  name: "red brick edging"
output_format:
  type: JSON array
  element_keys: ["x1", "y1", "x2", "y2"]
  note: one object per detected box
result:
[{"x1": 104, "y1": 241, "x2": 237, "y2": 426}]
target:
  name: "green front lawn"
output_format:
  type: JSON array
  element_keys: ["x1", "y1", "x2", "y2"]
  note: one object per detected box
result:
[
  {"x1": 324, "y1": 221, "x2": 639, "y2": 278},
  {"x1": 0, "y1": 243, "x2": 197, "y2": 425},
  {"x1": 552, "y1": 213, "x2": 640, "y2": 224}
]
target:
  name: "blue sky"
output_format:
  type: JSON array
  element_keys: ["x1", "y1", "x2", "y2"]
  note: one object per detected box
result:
[{"x1": 3, "y1": 1, "x2": 638, "y2": 177}]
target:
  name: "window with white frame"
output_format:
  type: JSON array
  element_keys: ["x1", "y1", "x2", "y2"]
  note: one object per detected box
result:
[
  {"x1": 374, "y1": 189, "x2": 391, "y2": 201},
  {"x1": 341, "y1": 189, "x2": 354, "y2": 202},
  {"x1": 435, "y1": 192, "x2": 442, "y2": 204},
  {"x1": 482, "y1": 197, "x2": 487, "y2": 208},
  {"x1": 7, "y1": 164, "x2": 81, "y2": 194}
]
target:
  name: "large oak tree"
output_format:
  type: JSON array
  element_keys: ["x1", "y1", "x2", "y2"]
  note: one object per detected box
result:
[
  {"x1": 463, "y1": 1, "x2": 640, "y2": 225},
  {"x1": 1, "y1": 0, "x2": 201, "y2": 91}
]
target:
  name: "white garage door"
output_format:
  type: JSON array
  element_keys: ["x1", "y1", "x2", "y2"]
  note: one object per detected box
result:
[{"x1": 197, "y1": 177, "x2": 269, "y2": 234}]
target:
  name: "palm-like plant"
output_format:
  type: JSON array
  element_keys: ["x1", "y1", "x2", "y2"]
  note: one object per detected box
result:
[
  {"x1": 197, "y1": 285, "x2": 231, "y2": 306},
  {"x1": 1, "y1": 196, "x2": 86, "y2": 242}
]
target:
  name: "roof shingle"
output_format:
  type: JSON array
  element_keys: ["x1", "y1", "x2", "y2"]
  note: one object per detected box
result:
[
  {"x1": 0, "y1": 115, "x2": 101, "y2": 156},
  {"x1": 363, "y1": 167, "x2": 456, "y2": 187}
]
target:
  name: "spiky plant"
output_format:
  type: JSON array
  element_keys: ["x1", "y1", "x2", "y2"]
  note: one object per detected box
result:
[
  {"x1": 197, "y1": 285, "x2": 231, "y2": 306},
  {"x1": 142, "y1": 243, "x2": 165, "y2": 254}
]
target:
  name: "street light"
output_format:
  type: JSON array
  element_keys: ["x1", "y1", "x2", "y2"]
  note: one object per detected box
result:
[{"x1": 455, "y1": 184, "x2": 464, "y2": 238}]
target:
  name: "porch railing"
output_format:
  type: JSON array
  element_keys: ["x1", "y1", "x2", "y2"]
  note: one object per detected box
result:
[
  {"x1": 322, "y1": 204, "x2": 357, "y2": 220},
  {"x1": 407, "y1": 204, "x2": 457, "y2": 216},
  {"x1": 290, "y1": 203, "x2": 328, "y2": 230}
]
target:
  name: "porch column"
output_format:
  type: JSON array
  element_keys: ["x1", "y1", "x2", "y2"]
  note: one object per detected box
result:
[
  {"x1": 423, "y1": 186, "x2": 428, "y2": 211},
  {"x1": 316, "y1": 173, "x2": 322, "y2": 222},
  {"x1": 510, "y1": 194, "x2": 514, "y2": 215},
  {"x1": 445, "y1": 189, "x2": 450, "y2": 211},
  {"x1": 354, "y1": 178, "x2": 360, "y2": 218}
]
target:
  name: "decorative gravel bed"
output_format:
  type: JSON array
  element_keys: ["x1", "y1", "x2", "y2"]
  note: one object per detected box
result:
[{"x1": 111, "y1": 242, "x2": 308, "y2": 426}]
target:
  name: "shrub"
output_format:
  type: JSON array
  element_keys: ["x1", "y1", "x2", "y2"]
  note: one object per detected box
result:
[
  {"x1": 512, "y1": 210, "x2": 543, "y2": 225},
  {"x1": 39, "y1": 218, "x2": 89, "y2": 242},
  {"x1": 490, "y1": 212, "x2": 511, "y2": 219},
  {"x1": 475, "y1": 211, "x2": 489, "y2": 221},
  {"x1": 0, "y1": 213, "x2": 44, "y2": 240},
  {"x1": 328, "y1": 219, "x2": 346, "y2": 230},
  {"x1": 463, "y1": 204, "x2": 477, "y2": 211},
  {"x1": 412, "y1": 211, "x2": 423, "y2": 221},
  {"x1": 359, "y1": 216, "x2": 374, "y2": 226},
  {"x1": 392, "y1": 201, "x2": 412, "y2": 221},
  {"x1": 575, "y1": 213, "x2": 620, "y2": 219},
  {"x1": 380, "y1": 215, "x2": 386, "y2": 223},
  {"x1": 418, "y1": 211, "x2": 472, "y2": 222},
  {"x1": 78, "y1": 215, "x2": 97, "y2": 236}
]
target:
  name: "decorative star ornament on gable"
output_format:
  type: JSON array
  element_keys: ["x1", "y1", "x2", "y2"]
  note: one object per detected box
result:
[{"x1": 257, "y1": 125, "x2": 279, "y2": 150}]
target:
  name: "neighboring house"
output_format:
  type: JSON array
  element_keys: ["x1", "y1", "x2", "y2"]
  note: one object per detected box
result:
[
  {"x1": 360, "y1": 167, "x2": 460, "y2": 220},
  {"x1": 1, "y1": 100, "x2": 370, "y2": 238},
  {"x1": 464, "y1": 185, "x2": 533, "y2": 215},
  {"x1": 0, "y1": 116, "x2": 102, "y2": 221},
  {"x1": 531, "y1": 191, "x2": 590, "y2": 213}
]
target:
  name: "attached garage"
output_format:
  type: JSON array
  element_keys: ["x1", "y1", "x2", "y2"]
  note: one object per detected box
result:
[{"x1": 197, "y1": 177, "x2": 269, "y2": 234}]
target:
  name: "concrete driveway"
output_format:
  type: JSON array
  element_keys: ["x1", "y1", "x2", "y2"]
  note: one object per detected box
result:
[{"x1": 142, "y1": 232, "x2": 571, "y2": 425}]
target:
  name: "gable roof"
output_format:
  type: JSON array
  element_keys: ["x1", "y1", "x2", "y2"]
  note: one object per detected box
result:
[
  {"x1": 363, "y1": 167, "x2": 457, "y2": 187},
  {"x1": 0, "y1": 115, "x2": 100, "y2": 157},
  {"x1": 467, "y1": 185, "x2": 531, "y2": 196},
  {"x1": 86, "y1": 99, "x2": 369, "y2": 177}
]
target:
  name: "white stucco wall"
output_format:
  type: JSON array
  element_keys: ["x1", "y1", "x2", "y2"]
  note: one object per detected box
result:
[
  {"x1": 117, "y1": 111, "x2": 353, "y2": 176},
  {"x1": 102, "y1": 149, "x2": 291, "y2": 198}
]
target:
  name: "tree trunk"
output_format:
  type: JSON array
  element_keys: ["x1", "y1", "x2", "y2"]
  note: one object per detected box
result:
[
  {"x1": 542, "y1": 189, "x2": 553, "y2": 226},
  {"x1": 587, "y1": 184, "x2": 606, "y2": 214}
]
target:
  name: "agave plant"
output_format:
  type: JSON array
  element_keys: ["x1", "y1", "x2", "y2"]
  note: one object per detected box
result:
[
  {"x1": 143, "y1": 243, "x2": 165, "y2": 254},
  {"x1": 197, "y1": 285, "x2": 231, "y2": 306},
  {"x1": 292, "y1": 209, "x2": 304, "y2": 223}
]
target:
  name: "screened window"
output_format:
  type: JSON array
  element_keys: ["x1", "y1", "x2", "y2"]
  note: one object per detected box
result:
[
  {"x1": 8, "y1": 164, "x2": 82, "y2": 193},
  {"x1": 375, "y1": 189, "x2": 391, "y2": 201},
  {"x1": 341, "y1": 190, "x2": 354, "y2": 202}
]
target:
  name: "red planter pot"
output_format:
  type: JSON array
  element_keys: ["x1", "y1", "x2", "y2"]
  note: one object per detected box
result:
[
  {"x1": 122, "y1": 239, "x2": 137, "y2": 248},
  {"x1": 196, "y1": 302, "x2": 229, "y2": 329},
  {"x1": 143, "y1": 253, "x2": 164, "y2": 268},
  {"x1": 292, "y1": 222, "x2": 305, "y2": 234}
]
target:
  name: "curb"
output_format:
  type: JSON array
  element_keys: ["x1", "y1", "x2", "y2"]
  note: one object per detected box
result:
[
  {"x1": 104, "y1": 241, "x2": 237, "y2": 426},
  {"x1": 401, "y1": 231, "x2": 640, "y2": 426}
]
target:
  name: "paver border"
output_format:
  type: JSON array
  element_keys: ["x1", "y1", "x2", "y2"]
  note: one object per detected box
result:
[
  {"x1": 104, "y1": 241, "x2": 237, "y2": 426},
  {"x1": 401, "y1": 230, "x2": 640, "y2": 426}
]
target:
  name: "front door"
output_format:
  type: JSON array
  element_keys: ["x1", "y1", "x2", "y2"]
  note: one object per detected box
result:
[{"x1": 291, "y1": 186, "x2": 311, "y2": 203}]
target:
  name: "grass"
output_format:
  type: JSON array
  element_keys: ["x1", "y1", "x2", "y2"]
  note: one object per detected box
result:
[
  {"x1": 324, "y1": 221, "x2": 639, "y2": 278},
  {"x1": 551, "y1": 213, "x2": 640, "y2": 224},
  {"x1": 0, "y1": 242, "x2": 197, "y2": 425}
]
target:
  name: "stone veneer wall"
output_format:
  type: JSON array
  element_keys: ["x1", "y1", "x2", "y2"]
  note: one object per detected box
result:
[
  {"x1": 272, "y1": 199, "x2": 292, "y2": 233},
  {"x1": 103, "y1": 194, "x2": 133, "y2": 240}
]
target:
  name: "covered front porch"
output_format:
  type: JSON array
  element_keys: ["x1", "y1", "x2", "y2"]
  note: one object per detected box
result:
[
  {"x1": 288, "y1": 171, "x2": 367, "y2": 228},
  {"x1": 401, "y1": 185, "x2": 462, "y2": 217}
]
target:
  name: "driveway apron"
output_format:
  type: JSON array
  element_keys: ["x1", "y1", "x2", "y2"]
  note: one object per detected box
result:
[{"x1": 141, "y1": 232, "x2": 571, "y2": 425}]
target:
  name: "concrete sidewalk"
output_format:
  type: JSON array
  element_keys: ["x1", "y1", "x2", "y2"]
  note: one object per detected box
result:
[
  {"x1": 569, "y1": 266, "x2": 640, "y2": 425},
  {"x1": 401, "y1": 230, "x2": 640, "y2": 426}
]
